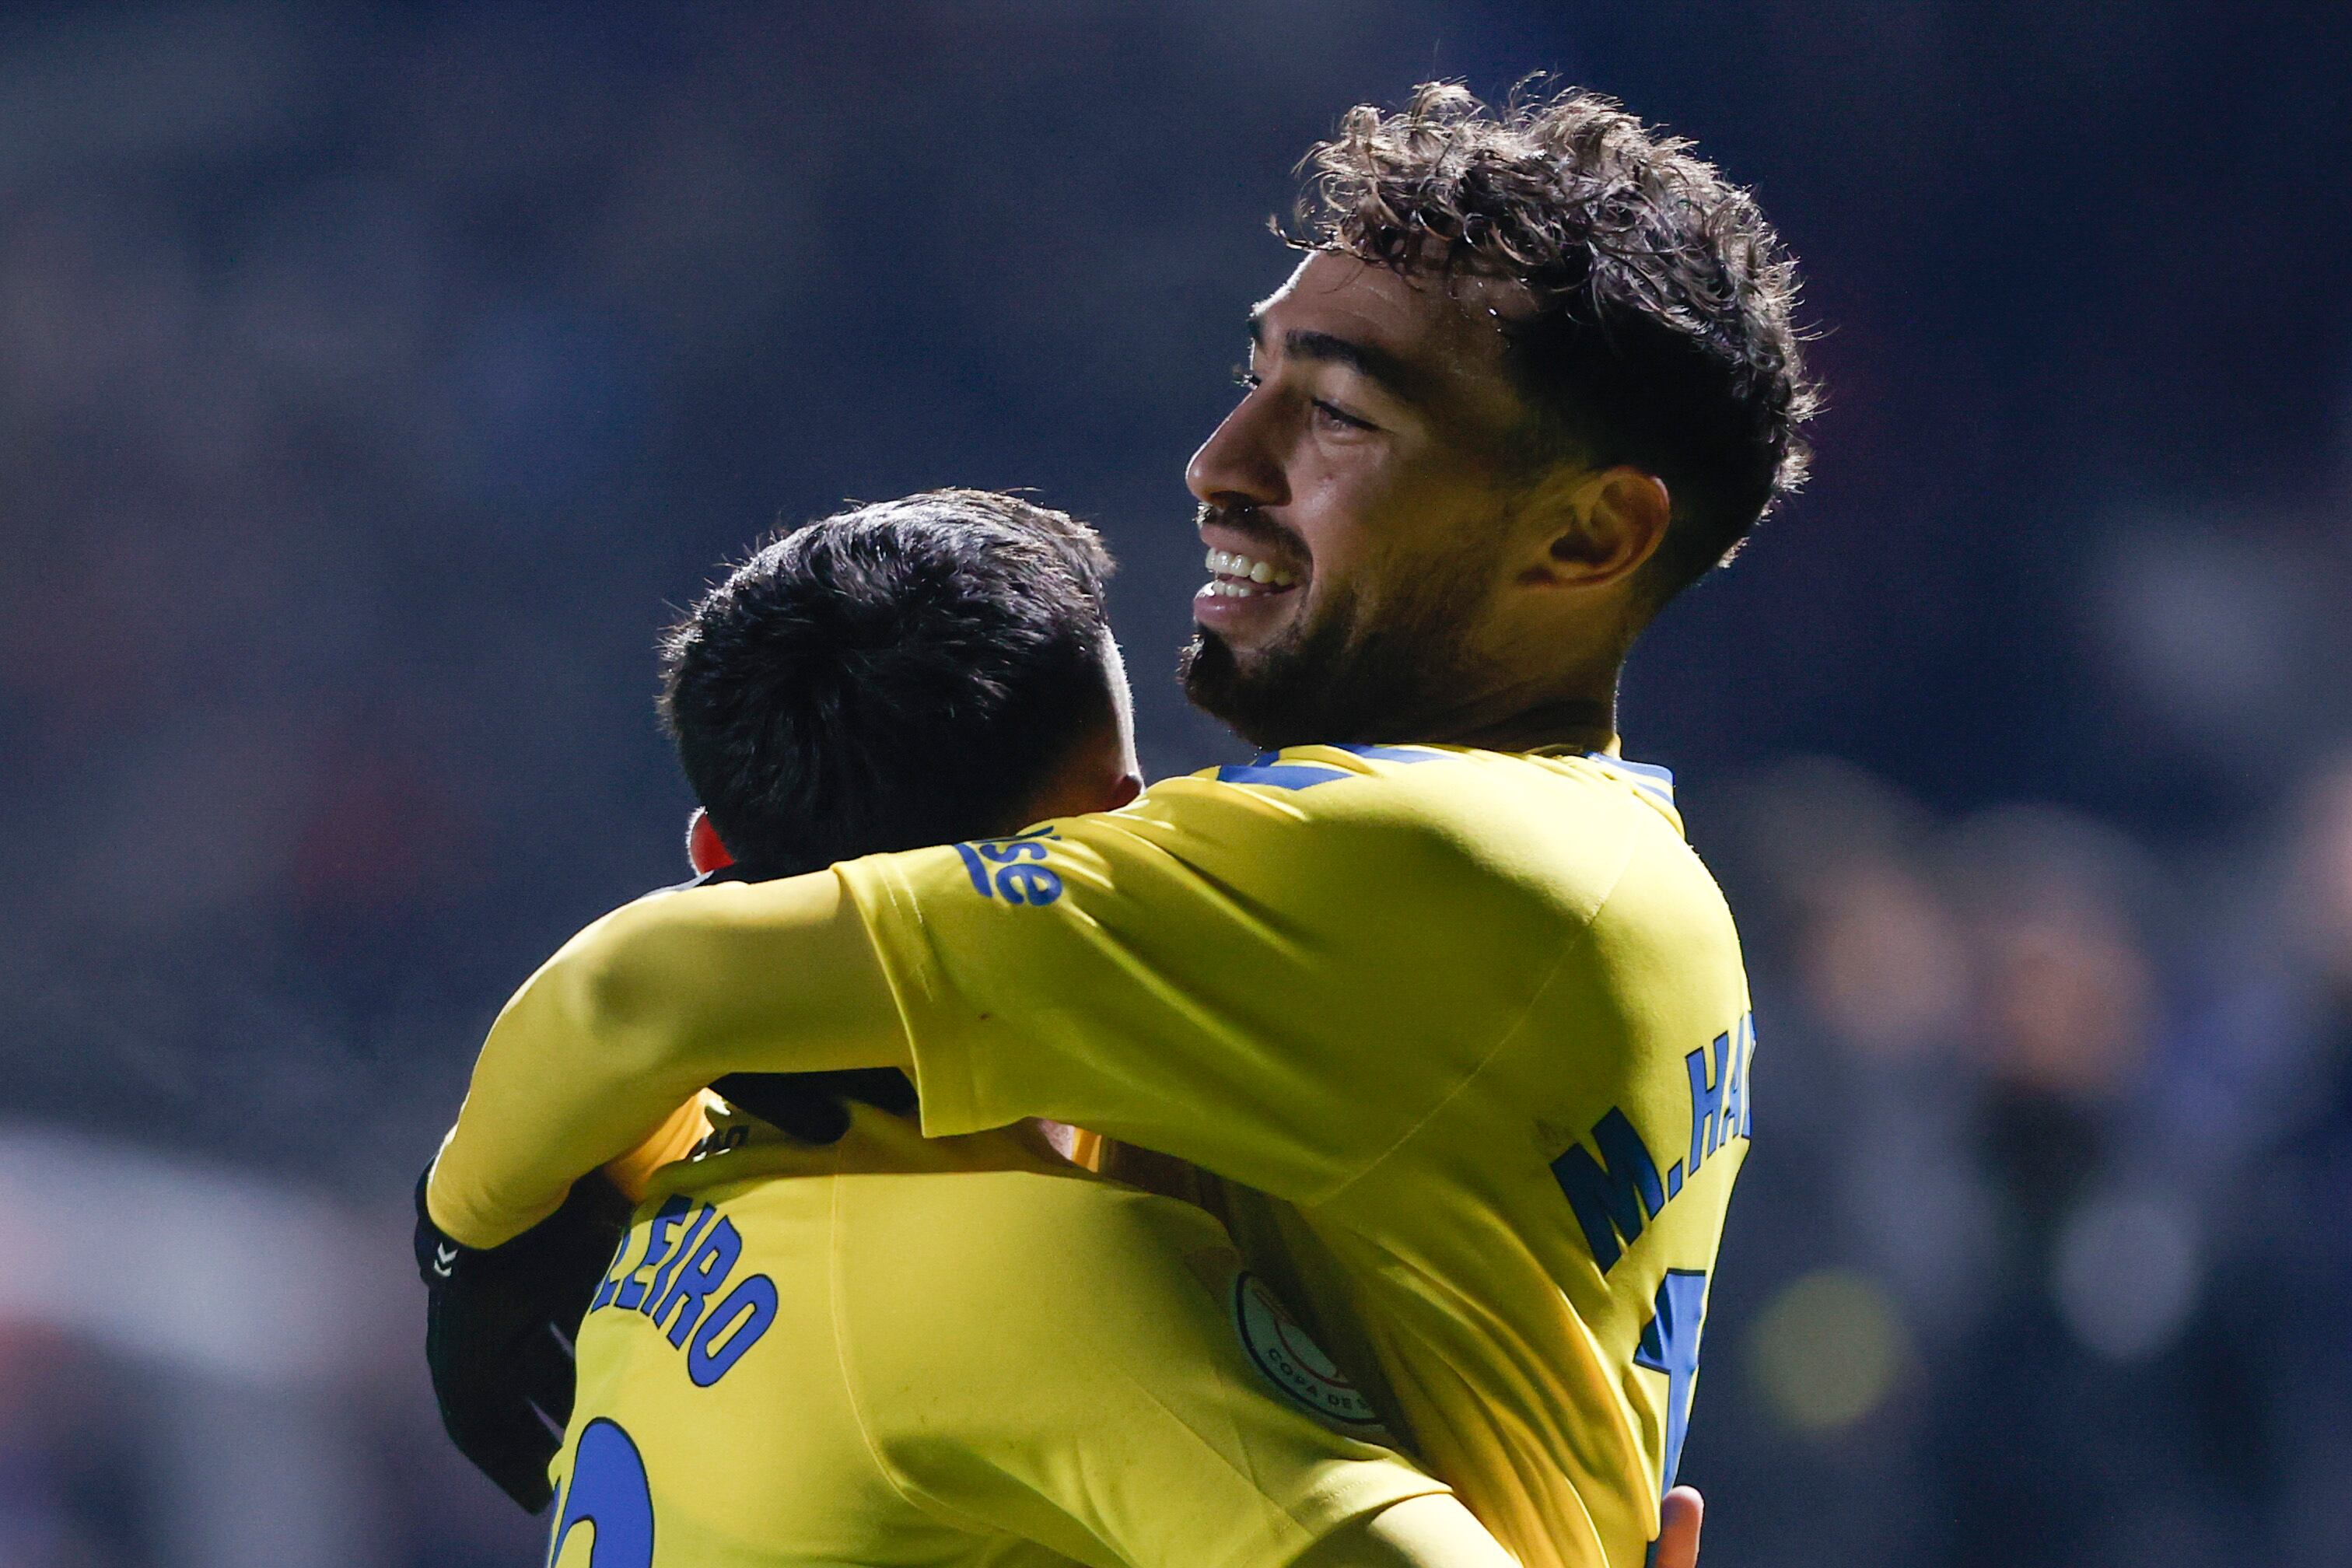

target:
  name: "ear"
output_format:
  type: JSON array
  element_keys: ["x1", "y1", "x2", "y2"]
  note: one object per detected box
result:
[
  {"x1": 1021, "y1": 727, "x2": 1143, "y2": 823},
  {"x1": 687, "y1": 807, "x2": 734, "y2": 874},
  {"x1": 1527, "y1": 467, "x2": 1672, "y2": 590}
]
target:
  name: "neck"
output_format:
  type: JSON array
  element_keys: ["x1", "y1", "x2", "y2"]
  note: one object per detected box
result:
[
  {"x1": 1410, "y1": 692, "x2": 1618, "y2": 755},
  {"x1": 1386, "y1": 656, "x2": 1622, "y2": 754},
  {"x1": 1391, "y1": 614, "x2": 1631, "y2": 755}
]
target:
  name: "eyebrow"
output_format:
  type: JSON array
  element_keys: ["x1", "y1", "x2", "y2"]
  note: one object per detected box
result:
[{"x1": 1247, "y1": 311, "x2": 1431, "y2": 407}]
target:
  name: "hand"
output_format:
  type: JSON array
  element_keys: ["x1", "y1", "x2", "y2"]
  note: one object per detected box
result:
[
  {"x1": 1654, "y1": 1485, "x2": 1704, "y2": 1568},
  {"x1": 415, "y1": 1164, "x2": 632, "y2": 1511}
]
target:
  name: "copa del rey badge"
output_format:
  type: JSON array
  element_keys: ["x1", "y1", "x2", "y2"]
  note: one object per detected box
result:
[{"x1": 1230, "y1": 1272, "x2": 1384, "y2": 1428}]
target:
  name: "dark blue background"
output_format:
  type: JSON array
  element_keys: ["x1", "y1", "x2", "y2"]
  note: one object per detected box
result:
[{"x1": 1, "y1": 5, "x2": 2347, "y2": 1564}]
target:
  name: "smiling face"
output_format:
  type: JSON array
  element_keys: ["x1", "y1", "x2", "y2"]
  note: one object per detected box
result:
[
  {"x1": 1181, "y1": 251, "x2": 1603, "y2": 749},
  {"x1": 1181, "y1": 82, "x2": 1817, "y2": 754}
]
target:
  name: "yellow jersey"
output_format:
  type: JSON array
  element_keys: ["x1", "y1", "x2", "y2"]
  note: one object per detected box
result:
[
  {"x1": 829, "y1": 745, "x2": 1754, "y2": 1568},
  {"x1": 547, "y1": 1100, "x2": 1448, "y2": 1568},
  {"x1": 437, "y1": 744, "x2": 1754, "y2": 1568}
]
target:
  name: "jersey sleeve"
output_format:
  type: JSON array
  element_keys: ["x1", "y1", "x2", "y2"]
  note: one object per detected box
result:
[
  {"x1": 835, "y1": 762, "x2": 1599, "y2": 1204},
  {"x1": 429, "y1": 867, "x2": 902, "y2": 1247},
  {"x1": 837, "y1": 1176, "x2": 1451, "y2": 1568}
]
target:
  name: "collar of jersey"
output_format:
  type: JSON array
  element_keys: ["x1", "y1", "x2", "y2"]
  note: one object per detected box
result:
[
  {"x1": 1215, "y1": 740, "x2": 1677, "y2": 814},
  {"x1": 1572, "y1": 751, "x2": 1676, "y2": 810}
]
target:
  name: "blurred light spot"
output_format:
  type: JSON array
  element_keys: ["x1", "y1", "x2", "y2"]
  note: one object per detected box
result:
[
  {"x1": 1979, "y1": 910, "x2": 2153, "y2": 1097},
  {"x1": 1746, "y1": 1269, "x2": 1909, "y2": 1433},
  {"x1": 2052, "y1": 1189, "x2": 2200, "y2": 1362},
  {"x1": 1948, "y1": 805, "x2": 2161, "y2": 1100},
  {"x1": 2291, "y1": 758, "x2": 2352, "y2": 988},
  {"x1": 1799, "y1": 856, "x2": 1968, "y2": 1057},
  {"x1": 0, "y1": 1129, "x2": 391, "y2": 1386}
]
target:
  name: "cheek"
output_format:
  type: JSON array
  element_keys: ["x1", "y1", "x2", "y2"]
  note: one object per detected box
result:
[
  {"x1": 1294, "y1": 485, "x2": 1437, "y2": 595},
  {"x1": 1284, "y1": 437, "x2": 1507, "y2": 609},
  {"x1": 1286, "y1": 464, "x2": 1397, "y2": 582}
]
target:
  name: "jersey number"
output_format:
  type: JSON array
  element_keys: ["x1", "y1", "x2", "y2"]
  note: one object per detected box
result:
[
  {"x1": 547, "y1": 1419, "x2": 654, "y2": 1567},
  {"x1": 1632, "y1": 1269, "x2": 1707, "y2": 1493}
]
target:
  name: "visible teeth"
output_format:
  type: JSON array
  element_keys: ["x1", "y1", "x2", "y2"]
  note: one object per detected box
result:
[{"x1": 1201, "y1": 547, "x2": 1298, "y2": 590}]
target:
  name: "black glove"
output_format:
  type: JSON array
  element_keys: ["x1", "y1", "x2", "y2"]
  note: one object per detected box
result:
[
  {"x1": 415, "y1": 1165, "x2": 633, "y2": 1512},
  {"x1": 711, "y1": 1068, "x2": 918, "y2": 1143},
  {"x1": 411, "y1": 1066, "x2": 913, "y2": 1510}
]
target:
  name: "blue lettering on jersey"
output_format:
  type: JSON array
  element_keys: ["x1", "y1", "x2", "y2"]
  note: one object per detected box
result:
[
  {"x1": 1733, "y1": 1011, "x2": 1754, "y2": 1138},
  {"x1": 687, "y1": 1274, "x2": 779, "y2": 1387},
  {"x1": 587, "y1": 1198, "x2": 776, "y2": 1388},
  {"x1": 1552, "y1": 1012, "x2": 1755, "y2": 1273},
  {"x1": 548, "y1": 1418, "x2": 654, "y2": 1567},
  {"x1": 1633, "y1": 1270, "x2": 1709, "y2": 1492},
  {"x1": 614, "y1": 1196, "x2": 691, "y2": 1311},
  {"x1": 587, "y1": 1229, "x2": 633, "y2": 1312},
  {"x1": 649, "y1": 1215, "x2": 744, "y2": 1347},
  {"x1": 953, "y1": 825, "x2": 1065, "y2": 905},
  {"x1": 1686, "y1": 1032, "x2": 1730, "y2": 1178},
  {"x1": 1685, "y1": 1014, "x2": 1755, "y2": 1181},
  {"x1": 593, "y1": 1195, "x2": 688, "y2": 1311},
  {"x1": 1552, "y1": 1108, "x2": 1668, "y2": 1273},
  {"x1": 640, "y1": 1204, "x2": 720, "y2": 1311}
]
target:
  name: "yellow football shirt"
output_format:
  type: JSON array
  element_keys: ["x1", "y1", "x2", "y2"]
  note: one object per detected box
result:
[
  {"x1": 435, "y1": 743, "x2": 1754, "y2": 1568},
  {"x1": 546, "y1": 1101, "x2": 1447, "y2": 1568},
  {"x1": 830, "y1": 745, "x2": 1753, "y2": 1568}
]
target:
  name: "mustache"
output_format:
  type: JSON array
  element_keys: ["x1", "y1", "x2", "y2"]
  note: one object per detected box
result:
[{"x1": 1195, "y1": 502, "x2": 1307, "y2": 563}]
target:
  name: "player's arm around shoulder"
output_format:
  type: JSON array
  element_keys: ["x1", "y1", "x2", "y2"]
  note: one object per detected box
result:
[
  {"x1": 842, "y1": 751, "x2": 1619, "y2": 1192},
  {"x1": 429, "y1": 868, "x2": 905, "y2": 1248}
]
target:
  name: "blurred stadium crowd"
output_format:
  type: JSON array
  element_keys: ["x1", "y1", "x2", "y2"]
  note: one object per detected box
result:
[{"x1": 0, "y1": 3, "x2": 2346, "y2": 1566}]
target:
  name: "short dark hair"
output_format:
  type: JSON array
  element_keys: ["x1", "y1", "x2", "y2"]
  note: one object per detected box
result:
[
  {"x1": 660, "y1": 489, "x2": 1116, "y2": 877},
  {"x1": 1293, "y1": 80, "x2": 1819, "y2": 606}
]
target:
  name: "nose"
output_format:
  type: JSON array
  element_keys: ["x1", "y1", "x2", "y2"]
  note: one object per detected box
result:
[{"x1": 1185, "y1": 389, "x2": 1289, "y2": 511}]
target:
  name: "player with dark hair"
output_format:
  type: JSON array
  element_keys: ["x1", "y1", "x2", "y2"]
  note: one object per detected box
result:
[
  {"x1": 1182, "y1": 80, "x2": 1811, "y2": 751},
  {"x1": 662, "y1": 490, "x2": 1129, "y2": 882},
  {"x1": 428, "y1": 82, "x2": 1797, "y2": 1568},
  {"x1": 662, "y1": 492, "x2": 1132, "y2": 1145},
  {"x1": 426, "y1": 490, "x2": 1560, "y2": 1568}
]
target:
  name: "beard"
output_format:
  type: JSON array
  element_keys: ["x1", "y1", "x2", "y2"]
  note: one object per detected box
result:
[{"x1": 1180, "y1": 551, "x2": 1496, "y2": 752}]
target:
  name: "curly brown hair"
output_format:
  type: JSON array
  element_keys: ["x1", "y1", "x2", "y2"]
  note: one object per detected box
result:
[{"x1": 1293, "y1": 81, "x2": 1818, "y2": 606}]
